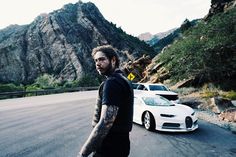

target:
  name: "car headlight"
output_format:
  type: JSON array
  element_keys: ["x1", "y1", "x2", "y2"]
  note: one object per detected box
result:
[{"x1": 160, "y1": 114, "x2": 175, "y2": 118}]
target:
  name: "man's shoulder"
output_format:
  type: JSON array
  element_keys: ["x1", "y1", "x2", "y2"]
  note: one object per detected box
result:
[
  {"x1": 106, "y1": 71, "x2": 123, "y2": 81},
  {"x1": 104, "y1": 70, "x2": 132, "y2": 89},
  {"x1": 105, "y1": 77, "x2": 121, "y2": 86}
]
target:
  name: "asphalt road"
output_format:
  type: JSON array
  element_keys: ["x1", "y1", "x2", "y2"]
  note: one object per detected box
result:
[{"x1": 0, "y1": 91, "x2": 235, "y2": 157}]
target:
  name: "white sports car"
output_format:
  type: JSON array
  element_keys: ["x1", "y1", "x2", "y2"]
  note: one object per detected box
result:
[{"x1": 133, "y1": 92, "x2": 198, "y2": 132}]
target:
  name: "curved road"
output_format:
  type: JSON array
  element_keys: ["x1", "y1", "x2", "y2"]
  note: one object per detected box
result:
[{"x1": 0, "y1": 91, "x2": 235, "y2": 157}]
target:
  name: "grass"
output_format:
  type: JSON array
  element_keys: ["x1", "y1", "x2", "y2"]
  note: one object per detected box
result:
[
  {"x1": 222, "y1": 91, "x2": 236, "y2": 100},
  {"x1": 175, "y1": 83, "x2": 236, "y2": 100}
]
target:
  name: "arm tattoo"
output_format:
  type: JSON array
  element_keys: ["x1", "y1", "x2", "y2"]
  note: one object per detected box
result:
[{"x1": 79, "y1": 105, "x2": 119, "y2": 156}]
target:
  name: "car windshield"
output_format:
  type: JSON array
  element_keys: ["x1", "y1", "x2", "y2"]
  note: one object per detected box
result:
[
  {"x1": 142, "y1": 96, "x2": 173, "y2": 106},
  {"x1": 132, "y1": 83, "x2": 139, "y2": 89},
  {"x1": 149, "y1": 85, "x2": 168, "y2": 91}
]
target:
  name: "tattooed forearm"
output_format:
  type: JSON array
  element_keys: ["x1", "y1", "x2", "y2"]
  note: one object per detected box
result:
[
  {"x1": 79, "y1": 105, "x2": 119, "y2": 156},
  {"x1": 92, "y1": 100, "x2": 102, "y2": 127}
]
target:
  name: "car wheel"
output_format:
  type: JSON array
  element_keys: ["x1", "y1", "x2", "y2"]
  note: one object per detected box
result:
[{"x1": 143, "y1": 111, "x2": 155, "y2": 131}]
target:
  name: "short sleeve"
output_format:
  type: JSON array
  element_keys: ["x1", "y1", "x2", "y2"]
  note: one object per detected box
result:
[{"x1": 102, "y1": 79, "x2": 122, "y2": 107}]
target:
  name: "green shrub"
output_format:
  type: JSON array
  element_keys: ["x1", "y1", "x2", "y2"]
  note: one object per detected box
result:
[
  {"x1": 0, "y1": 83, "x2": 24, "y2": 92},
  {"x1": 25, "y1": 85, "x2": 42, "y2": 96},
  {"x1": 25, "y1": 85, "x2": 42, "y2": 91},
  {"x1": 201, "y1": 91, "x2": 219, "y2": 98},
  {"x1": 76, "y1": 74, "x2": 100, "y2": 87},
  {"x1": 222, "y1": 91, "x2": 236, "y2": 100},
  {"x1": 200, "y1": 83, "x2": 220, "y2": 98},
  {"x1": 63, "y1": 80, "x2": 79, "y2": 88},
  {"x1": 34, "y1": 74, "x2": 57, "y2": 89},
  {"x1": 156, "y1": 8, "x2": 236, "y2": 85},
  {"x1": 62, "y1": 74, "x2": 100, "y2": 88},
  {"x1": 0, "y1": 83, "x2": 25, "y2": 99}
]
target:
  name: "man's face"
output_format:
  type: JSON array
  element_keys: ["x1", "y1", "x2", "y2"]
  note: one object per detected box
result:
[{"x1": 93, "y1": 51, "x2": 113, "y2": 76}]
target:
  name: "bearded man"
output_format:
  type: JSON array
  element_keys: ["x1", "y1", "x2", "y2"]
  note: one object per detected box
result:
[{"x1": 78, "y1": 45, "x2": 134, "y2": 157}]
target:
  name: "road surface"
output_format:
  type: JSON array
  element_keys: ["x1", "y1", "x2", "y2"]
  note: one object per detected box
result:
[{"x1": 0, "y1": 91, "x2": 235, "y2": 157}]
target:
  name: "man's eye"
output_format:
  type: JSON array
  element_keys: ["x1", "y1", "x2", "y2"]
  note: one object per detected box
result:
[{"x1": 95, "y1": 58, "x2": 106, "y2": 62}]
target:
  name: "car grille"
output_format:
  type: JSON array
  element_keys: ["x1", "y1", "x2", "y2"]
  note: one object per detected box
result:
[
  {"x1": 162, "y1": 123, "x2": 180, "y2": 129},
  {"x1": 158, "y1": 94, "x2": 178, "y2": 101},
  {"x1": 185, "y1": 116, "x2": 193, "y2": 128}
]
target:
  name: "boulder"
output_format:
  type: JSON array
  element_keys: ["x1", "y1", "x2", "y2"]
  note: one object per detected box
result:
[
  {"x1": 219, "y1": 108, "x2": 236, "y2": 122},
  {"x1": 179, "y1": 97, "x2": 204, "y2": 109},
  {"x1": 208, "y1": 97, "x2": 235, "y2": 114}
]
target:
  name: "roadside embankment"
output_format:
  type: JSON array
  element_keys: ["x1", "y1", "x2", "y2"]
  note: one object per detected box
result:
[{"x1": 179, "y1": 95, "x2": 236, "y2": 134}]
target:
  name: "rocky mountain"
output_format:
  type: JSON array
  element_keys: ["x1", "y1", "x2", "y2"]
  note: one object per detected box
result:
[
  {"x1": 126, "y1": 0, "x2": 236, "y2": 90},
  {"x1": 151, "y1": 19, "x2": 199, "y2": 53},
  {"x1": 0, "y1": 1, "x2": 154, "y2": 85},
  {"x1": 138, "y1": 29, "x2": 176, "y2": 46},
  {"x1": 204, "y1": 0, "x2": 236, "y2": 19},
  {"x1": 138, "y1": 20, "x2": 198, "y2": 53},
  {"x1": 141, "y1": 0, "x2": 236, "y2": 90},
  {"x1": 137, "y1": 32, "x2": 153, "y2": 41},
  {"x1": 147, "y1": 28, "x2": 177, "y2": 46}
]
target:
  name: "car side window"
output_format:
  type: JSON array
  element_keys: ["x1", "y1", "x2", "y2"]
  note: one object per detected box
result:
[{"x1": 137, "y1": 84, "x2": 145, "y2": 90}]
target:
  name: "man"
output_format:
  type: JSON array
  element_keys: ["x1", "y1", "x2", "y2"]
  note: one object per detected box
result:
[{"x1": 78, "y1": 45, "x2": 134, "y2": 157}]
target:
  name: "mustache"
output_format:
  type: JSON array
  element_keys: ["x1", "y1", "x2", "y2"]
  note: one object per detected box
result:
[{"x1": 96, "y1": 63, "x2": 113, "y2": 75}]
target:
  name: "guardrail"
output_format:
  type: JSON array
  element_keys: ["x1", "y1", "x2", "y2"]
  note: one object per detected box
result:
[{"x1": 0, "y1": 86, "x2": 98, "y2": 99}]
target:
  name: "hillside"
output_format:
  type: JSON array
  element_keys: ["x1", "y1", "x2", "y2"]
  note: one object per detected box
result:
[
  {"x1": 146, "y1": 28, "x2": 177, "y2": 47},
  {"x1": 0, "y1": 1, "x2": 154, "y2": 85},
  {"x1": 142, "y1": 1, "x2": 236, "y2": 90},
  {"x1": 151, "y1": 19, "x2": 199, "y2": 53}
]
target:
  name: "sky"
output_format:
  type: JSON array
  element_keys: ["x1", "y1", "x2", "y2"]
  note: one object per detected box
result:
[{"x1": 0, "y1": 0, "x2": 211, "y2": 36}]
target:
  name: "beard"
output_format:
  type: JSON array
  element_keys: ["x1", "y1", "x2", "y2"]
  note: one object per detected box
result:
[{"x1": 97, "y1": 62, "x2": 114, "y2": 76}]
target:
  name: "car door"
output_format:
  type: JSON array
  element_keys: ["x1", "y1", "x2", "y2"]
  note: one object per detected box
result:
[{"x1": 133, "y1": 96, "x2": 143, "y2": 124}]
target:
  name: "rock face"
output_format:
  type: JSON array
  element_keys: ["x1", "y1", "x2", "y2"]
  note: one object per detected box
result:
[
  {"x1": 137, "y1": 0, "x2": 236, "y2": 88},
  {"x1": 123, "y1": 55, "x2": 152, "y2": 82},
  {"x1": 205, "y1": 0, "x2": 236, "y2": 19},
  {"x1": 219, "y1": 108, "x2": 236, "y2": 122},
  {"x1": 138, "y1": 32, "x2": 153, "y2": 41},
  {"x1": 0, "y1": 2, "x2": 154, "y2": 84},
  {"x1": 207, "y1": 97, "x2": 235, "y2": 114},
  {"x1": 138, "y1": 28, "x2": 177, "y2": 47}
]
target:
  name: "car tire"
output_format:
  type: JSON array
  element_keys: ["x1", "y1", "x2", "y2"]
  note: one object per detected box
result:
[{"x1": 143, "y1": 111, "x2": 155, "y2": 131}]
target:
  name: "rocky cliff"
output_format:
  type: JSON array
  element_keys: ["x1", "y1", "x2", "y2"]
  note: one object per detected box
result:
[
  {"x1": 0, "y1": 1, "x2": 154, "y2": 84},
  {"x1": 136, "y1": 0, "x2": 236, "y2": 89},
  {"x1": 138, "y1": 29, "x2": 177, "y2": 47},
  {"x1": 205, "y1": 0, "x2": 236, "y2": 19}
]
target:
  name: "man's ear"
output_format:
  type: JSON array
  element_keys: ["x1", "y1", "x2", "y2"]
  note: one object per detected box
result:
[{"x1": 111, "y1": 57, "x2": 116, "y2": 66}]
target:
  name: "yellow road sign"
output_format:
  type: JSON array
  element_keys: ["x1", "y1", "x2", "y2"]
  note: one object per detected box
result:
[{"x1": 127, "y1": 73, "x2": 135, "y2": 81}]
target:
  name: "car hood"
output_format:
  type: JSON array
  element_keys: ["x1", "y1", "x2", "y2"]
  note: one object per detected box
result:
[
  {"x1": 151, "y1": 104, "x2": 194, "y2": 115},
  {"x1": 147, "y1": 90, "x2": 178, "y2": 96}
]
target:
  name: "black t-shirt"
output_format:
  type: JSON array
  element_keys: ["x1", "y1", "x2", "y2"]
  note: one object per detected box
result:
[{"x1": 100, "y1": 70, "x2": 134, "y2": 133}]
